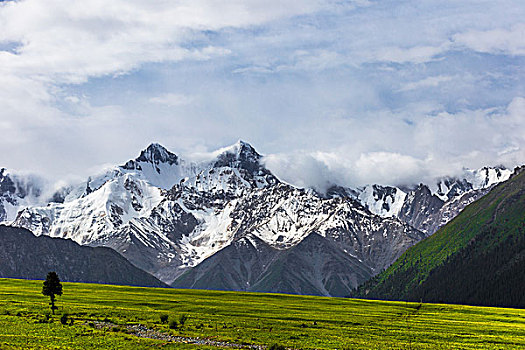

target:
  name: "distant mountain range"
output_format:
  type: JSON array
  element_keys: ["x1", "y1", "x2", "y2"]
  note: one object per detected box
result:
[
  {"x1": 353, "y1": 167, "x2": 525, "y2": 308},
  {"x1": 0, "y1": 141, "x2": 515, "y2": 295},
  {"x1": 0, "y1": 225, "x2": 166, "y2": 287}
]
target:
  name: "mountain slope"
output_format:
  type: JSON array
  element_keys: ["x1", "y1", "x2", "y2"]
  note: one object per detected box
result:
[
  {"x1": 354, "y1": 167, "x2": 525, "y2": 307},
  {"x1": 172, "y1": 233, "x2": 373, "y2": 296},
  {"x1": 250, "y1": 233, "x2": 372, "y2": 296},
  {"x1": 168, "y1": 180, "x2": 424, "y2": 295},
  {"x1": 0, "y1": 225, "x2": 166, "y2": 287},
  {"x1": 172, "y1": 234, "x2": 279, "y2": 291}
]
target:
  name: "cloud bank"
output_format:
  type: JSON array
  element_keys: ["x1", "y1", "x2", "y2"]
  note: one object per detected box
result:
[
  {"x1": 0, "y1": 0, "x2": 523, "y2": 189},
  {"x1": 264, "y1": 97, "x2": 525, "y2": 191}
]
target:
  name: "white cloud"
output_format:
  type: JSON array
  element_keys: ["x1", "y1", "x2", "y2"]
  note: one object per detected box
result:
[
  {"x1": 261, "y1": 97, "x2": 525, "y2": 189},
  {"x1": 0, "y1": 0, "x2": 326, "y2": 177},
  {"x1": 370, "y1": 44, "x2": 449, "y2": 64},
  {"x1": 149, "y1": 93, "x2": 194, "y2": 106},
  {"x1": 454, "y1": 24, "x2": 525, "y2": 55},
  {"x1": 354, "y1": 152, "x2": 425, "y2": 186},
  {"x1": 398, "y1": 75, "x2": 454, "y2": 92},
  {"x1": 0, "y1": 0, "x2": 324, "y2": 83},
  {"x1": 264, "y1": 152, "x2": 339, "y2": 192},
  {"x1": 0, "y1": 0, "x2": 524, "y2": 189}
]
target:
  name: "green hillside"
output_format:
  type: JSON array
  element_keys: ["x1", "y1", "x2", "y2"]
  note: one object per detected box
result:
[
  {"x1": 354, "y1": 167, "x2": 525, "y2": 307},
  {"x1": 1, "y1": 278, "x2": 525, "y2": 349}
]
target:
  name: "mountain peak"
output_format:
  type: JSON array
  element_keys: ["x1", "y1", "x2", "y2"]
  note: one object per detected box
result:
[
  {"x1": 234, "y1": 139, "x2": 250, "y2": 147},
  {"x1": 217, "y1": 140, "x2": 260, "y2": 159},
  {"x1": 0, "y1": 168, "x2": 16, "y2": 200},
  {"x1": 208, "y1": 140, "x2": 279, "y2": 187},
  {"x1": 236, "y1": 139, "x2": 254, "y2": 149},
  {"x1": 213, "y1": 140, "x2": 261, "y2": 169},
  {"x1": 137, "y1": 143, "x2": 179, "y2": 165},
  {"x1": 122, "y1": 143, "x2": 179, "y2": 171}
]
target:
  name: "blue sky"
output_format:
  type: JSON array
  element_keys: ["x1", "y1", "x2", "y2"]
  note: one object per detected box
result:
[{"x1": 0, "y1": 0, "x2": 524, "y2": 189}]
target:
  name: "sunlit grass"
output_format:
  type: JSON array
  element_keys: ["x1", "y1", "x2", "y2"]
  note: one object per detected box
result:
[{"x1": 0, "y1": 278, "x2": 524, "y2": 349}]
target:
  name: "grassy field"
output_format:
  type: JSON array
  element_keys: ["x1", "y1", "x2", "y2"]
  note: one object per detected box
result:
[{"x1": 0, "y1": 278, "x2": 524, "y2": 349}]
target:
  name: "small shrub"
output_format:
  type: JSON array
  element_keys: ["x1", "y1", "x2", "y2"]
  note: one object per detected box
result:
[
  {"x1": 60, "y1": 313, "x2": 69, "y2": 325},
  {"x1": 159, "y1": 314, "x2": 169, "y2": 324},
  {"x1": 169, "y1": 320, "x2": 178, "y2": 330},
  {"x1": 88, "y1": 322, "x2": 95, "y2": 327},
  {"x1": 269, "y1": 344, "x2": 286, "y2": 350},
  {"x1": 179, "y1": 314, "x2": 188, "y2": 327}
]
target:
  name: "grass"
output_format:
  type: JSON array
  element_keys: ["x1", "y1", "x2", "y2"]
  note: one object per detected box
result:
[{"x1": 0, "y1": 278, "x2": 524, "y2": 349}]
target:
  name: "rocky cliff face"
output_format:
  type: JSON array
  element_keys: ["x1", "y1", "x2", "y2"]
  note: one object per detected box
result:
[{"x1": 397, "y1": 184, "x2": 445, "y2": 233}]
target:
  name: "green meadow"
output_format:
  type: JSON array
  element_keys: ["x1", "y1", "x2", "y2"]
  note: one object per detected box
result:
[{"x1": 0, "y1": 278, "x2": 524, "y2": 349}]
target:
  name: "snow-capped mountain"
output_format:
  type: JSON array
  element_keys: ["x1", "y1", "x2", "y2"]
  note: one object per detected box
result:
[
  {"x1": 433, "y1": 166, "x2": 511, "y2": 201},
  {"x1": 349, "y1": 166, "x2": 512, "y2": 234},
  {"x1": 13, "y1": 143, "x2": 193, "y2": 244},
  {"x1": 10, "y1": 142, "x2": 280, "y2": 272},
  {"x1": 356, "y1": 184, "x2": 407, "y2": 218},
  {"x1": 171, "y1": 184, "x2": 423, "y2": 296},
  {"x1": 0, "y1": 169, "x2": 47, "y2": 223},
  {"x1": 9, "y1": 141, "x2": 421, "y2": 293},
  {"x1": 5, "y1": 141, "x2": 515, "y2": 296}
]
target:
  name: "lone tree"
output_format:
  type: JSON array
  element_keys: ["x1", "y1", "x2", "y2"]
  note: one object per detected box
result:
[{"x1": 42, "y1": 272, "x2": 63, "y2": 314}]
